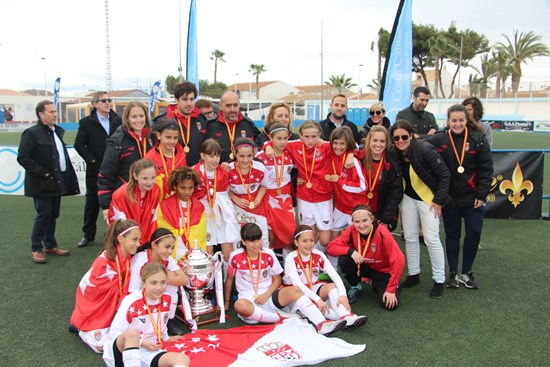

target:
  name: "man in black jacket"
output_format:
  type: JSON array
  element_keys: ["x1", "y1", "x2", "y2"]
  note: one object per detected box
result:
[
  {"x1": 319, "y1": 94, "x2": 360, "y2": 144},
  {"x1": 74, "y1": 92, "x2": 121, "y2": 248},
  {"x1": 396, "y1": 86, "x2": 439, "y2": 139},
  {"x1": 17, "y1": 100, "x2": 80, "y2": 263}
]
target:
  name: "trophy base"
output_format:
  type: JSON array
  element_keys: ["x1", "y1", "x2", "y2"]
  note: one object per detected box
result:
[{"x1": 176, "y1": 309, "x2": 221, "y2": 327}]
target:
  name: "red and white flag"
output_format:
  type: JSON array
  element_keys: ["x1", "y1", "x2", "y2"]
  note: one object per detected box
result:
[{"x1": 163, "y1": 318, "x2": 365, "y2": 366}]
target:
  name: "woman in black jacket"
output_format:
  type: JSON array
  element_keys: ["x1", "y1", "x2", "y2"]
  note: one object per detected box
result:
[
  {"x1": 361, "y1": 125, "x2": 402, "y2": 231},
  {"x1": 390, "y1": 119, "x2": 450, "y2": 299},
  {"x1": 359, "y1": 102, "x2": 391, "y2": 144},
  {"x1": 427, "y1": 104, "x2": 493, "y2": 289},
  {"x1": 98, "y1": 101, "x2": 153, "y2": 219}
]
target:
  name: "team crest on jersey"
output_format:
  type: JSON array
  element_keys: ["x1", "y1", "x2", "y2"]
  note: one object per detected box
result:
[
  {"x1": 257, "y1": 342, "x2": 302, "y2": 361},
  {"x1": 241, "y1": 130, "x2": 247, "y2": 137},
  {"x1": 206, "y1": 232, "x2": 211, "y2": 242},
  {"x1": 313, "y1": 268, "x2": 319, "y2": 277},
  {"x1": 297, "y1": 271, "x2": 302, "y2": 276},
  {"x1": 93, "y1": 330, "x2": 103, "y2": 342},
  {"x1": 196, "y1": 122, "x2": 202, "y2": 130},
  {"x1": 164, "y1": 313, "x2": 169, "y2": 323},
  {"x1": 465, "y1": 142, "x2": 470, "y2": 152},
  {"x1": 139, "y1": 317, "x2": 147, "y2": 324},
  {"x1": 371, "y1": 243, "x2": 376, "y2": 253},
  {"x1": 250, "y1": 184, "x2": 258, "y2": 191},
  {"x1": 315, "y1": 150, "x2": 321, "y2": 158},
  {"x1": 262, "y1": 269, "x2": 268, "y2": 278}
]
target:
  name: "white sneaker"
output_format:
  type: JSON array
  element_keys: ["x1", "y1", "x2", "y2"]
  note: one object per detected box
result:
[
  {"x1": 343, "y1": 314, "x2": 368, "y2": 329},
  {"x1": 317, "y1": 319, "x2": 347, "y2": 336}
]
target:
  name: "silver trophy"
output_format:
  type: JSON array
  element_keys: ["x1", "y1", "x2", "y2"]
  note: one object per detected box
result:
[{"x1": 182, "y1": 247, "x2": 220, "y2": 325}]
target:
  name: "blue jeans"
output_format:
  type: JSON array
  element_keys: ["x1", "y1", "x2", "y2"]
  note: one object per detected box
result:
[
  {"x1": 442, "y1": 204, "x2": 486, "y2": 274},
  {"x1": 31, "y1": 196, "x2": 61, "y2": 252}
]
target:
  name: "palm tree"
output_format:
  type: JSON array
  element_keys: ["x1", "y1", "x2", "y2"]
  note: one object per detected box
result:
[
  {"x1": 470, "y1": 53, "x2": 497, "y2": 98},
  {"x1": 428, "y1": 35, "x2": 452, "y2": 99},
  {"x1": 324, "y1": 74, "x2": 357, "y2": 95},
  {"x1": 210, "y1": 49, "x2": 226, "y2": 84},
  {"x1": 496, "y1": 30, "x2": 550, "y2": 94},
  {"x1": 370, "y1": 27, "x2": 390, "y2": 91},
  {"x1": 249, "y1": 64, "x2": 267, "y2": 99},
  {"x1": 491, "y1": 50, "x2": 513, "y2": 97}
]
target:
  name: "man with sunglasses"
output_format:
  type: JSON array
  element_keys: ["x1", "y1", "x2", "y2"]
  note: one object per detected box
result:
[
  {"x1": 74, "y1": 91, "x2": 121, "y2": 248},
  {"x1": 396, "y1": 86, "x2": 439, "y2": 139},
  {"x1": 319, "y1": 94, "x2": 360, "y2": 144}
]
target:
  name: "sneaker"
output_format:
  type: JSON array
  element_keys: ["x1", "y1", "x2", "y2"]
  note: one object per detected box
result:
[
  {"x1": 459, "y1": 272, "x2": 479, "y2": 289},
  {"x1": 317, "y1": 319, "x2": 347, "y2": 336},
  {"x1": 430, "y1": 282, "x2": 445, "y2": 299},
  {"x1": 445, "y1": 273, "x2": 460, "y2": 288},
  {"x1": 343, "y1": 314, "x2": 368, "y2": 329},
  {"x1": 399, "y1": 274, "x2": 420, "y2": 288},
  {"x1": 347, "y1": 285, "x2": 362, "y2": 304}
]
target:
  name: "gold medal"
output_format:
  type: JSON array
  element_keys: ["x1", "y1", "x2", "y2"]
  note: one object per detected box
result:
[
  {"x1": 306, "y1": 181, "x2": 313, "y2": 189},
  {"x1": 249, "y1": 202, "x2": 255, "y2": 209},
  {"x1": 229, "y1": 152, "x2": 234, "y2": 160},
  {"x1": 325, "y1": 174, "x2": 331, "y2": 180},
  {"x1": 457, "y1": 166, "x2": 464, "y2": 173},
  {"x1": 209, "y1": 211, "x2": 215, "y2": 220},
  {"x1": 367, "y1": 192, "x2": 374, "y2": 199},
  {"x1": 183, "y1": 145, "x2": 190, "y2": 153},
  {"x1": 277, "y1": 189, "x2": 282, "y2": 195}
]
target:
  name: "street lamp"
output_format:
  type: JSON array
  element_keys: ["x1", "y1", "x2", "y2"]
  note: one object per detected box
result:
[
  {"x1": 41, "y1": 57, "x2": 47, "y2": 96},
  {"x1": 357, "y1": 64, "x2": 364, "y2": 100},
  {"x1": 234, "y1": 73, "x2": 239, "y2": 93}
]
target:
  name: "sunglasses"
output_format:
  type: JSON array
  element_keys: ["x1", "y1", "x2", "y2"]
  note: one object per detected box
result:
[
  {"x1": 203, "y1": 110, "x2": 215, "y2": 116},
  {"x1": 98, "y1": 98, "x2": 112, "y2": 103},
  {"x1": 369, "y1": 110, "x2": 385, "y2": 116},
  {"x1": 393, "y1": 135, "x2": 410, "y2": 142}
]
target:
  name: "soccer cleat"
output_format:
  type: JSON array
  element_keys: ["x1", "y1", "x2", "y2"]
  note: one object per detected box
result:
[
  {"x1": 343, "y1": 314, "x2": 368, "y2": 329},
  {"x1": 399, "y1": 274, "x2": 420, "y2": 288},
  {"x1": 459, "y1": 272, "x2": 479, "y2": 289},
  {"x1": 430, "y1": 282, "x2": 445, "y2": 299},
  {"x1": 445, "y1": 273, "x2": 460, "y2": 288},
  {"x1": 317, "y1": 319, "x2": 347, "y2": 336},
  {"x1": 347, "y1": 285, "x2": 362, "y2": 304}
]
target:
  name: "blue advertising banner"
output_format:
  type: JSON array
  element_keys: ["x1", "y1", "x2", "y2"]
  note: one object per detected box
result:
[
  {"x1": 149, "y1": 81, "x2": 161, "y2": 115},
  {"x1": 54, "y1": 77, "x2": 61, "y2": 111},
  {"x1": 187, "y1": 0, "x2": 199, "y2": 95}
]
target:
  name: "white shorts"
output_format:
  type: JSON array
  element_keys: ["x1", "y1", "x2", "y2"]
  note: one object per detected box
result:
[
  {"x1": 237, "y1": 291, "x2": 291, "y2": 324},
  {"x1": 235, "y1": 207, "x2": 270, "y2": 248},
  {"x1": 103, "y1": 336, "x2": 166, "y2": 367},
  {"x1": 298, "y1": 199, "x2": 333, "y2": 231},
  {"x1": 201, "y1": 195, "x2": 241, "y2": 246},
  {"x1": 78, "y1": 328, "x2": 110, "y2": 353},
  {"x1": 332, "y1": 208, "x2": 352, "y2": 231}
]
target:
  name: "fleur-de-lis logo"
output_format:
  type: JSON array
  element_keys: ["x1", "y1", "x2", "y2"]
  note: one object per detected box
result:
[{"x1": 499, "y1": 163, "x2": 533, "y2": 208}]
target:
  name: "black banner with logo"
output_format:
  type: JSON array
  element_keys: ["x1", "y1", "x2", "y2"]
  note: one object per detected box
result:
[{"x1": 485, "y1": 151, "x2": 544, "y2": 219}]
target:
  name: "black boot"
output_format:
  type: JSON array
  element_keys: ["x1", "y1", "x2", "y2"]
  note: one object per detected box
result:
[{"x1": 399, "y1": 274, "x2": 420, "y2": 288}]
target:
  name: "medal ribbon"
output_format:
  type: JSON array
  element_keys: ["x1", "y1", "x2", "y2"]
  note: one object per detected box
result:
[
  {"x1": 143, "y1": 290, "x2": 162, "y2": 345},
  {"x1": 159, "y1": 147, "x2": 175, "y2": 177},
  {"x1": 357, "y1": 226, "x2": 374, "y2": 276},
  {"x1": 273, "y1": 152, "x2": 286, "y2": 189},
  {"x1": 296, "y1": 252, "x2": 313, "y2": 289},
  {"x1": 115, "y1": 250, "x2": 130, "y2": 297},
  {"x1": 448, "y1": 128, "x2": 468, "y2": 168},
  {"x1": 367, "y1": 155, "x2": 385, "y2": 193},
  {"x1": 301, "y1": 143, "x2": 317, "y2": 184},
  {"x1": 224, "y1": 117, "x2": 237, "y2": 154},
  {"x1": 204, "y1": 164, "x2": 217, "y2": 212},
  {"x1": 246, "y1": 251, "x2": 262, "y2": 295},
  {"x1": 236, "y1": 165, "x2": 253, "y2": 204},
  {"x1": 331, "y1": 153, "x2": 347, "y2": 176},
  {"x1": 177, "y1": 200, "x2": 191, "y2": 251},
  {"x1": 130, "y1": 132, "x2": 148, "y2": 158},
  {"x1": 175, "y1": 111, "x2": 192, "y2": 150}
]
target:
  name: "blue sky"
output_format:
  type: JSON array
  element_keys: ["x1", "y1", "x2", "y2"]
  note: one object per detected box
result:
[{"x1": 1, "y1": 0, "x2": 549, "y2": 94}]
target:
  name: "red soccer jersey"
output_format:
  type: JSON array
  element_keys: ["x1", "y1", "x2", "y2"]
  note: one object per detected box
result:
[
  {"x1": 228, "y1": 160, "x2": 268, "y2": 215},
  {"x1": 330, "y1": 154, "x2": 367, "y2": 214}
]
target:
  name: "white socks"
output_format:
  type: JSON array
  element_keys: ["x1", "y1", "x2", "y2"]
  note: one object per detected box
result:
[
  {"x1": 295, "y1": 295, "x2": 325, "y2": 326},
  {"x1": 328, "y1": 288, "x2": 349, "y2": 318},
  {"x1": 251, "y1": 306, "x2": 281, "y2": 323},
  {"x1": 122, "y1": 347, "x2": 140, "y2": 367}
]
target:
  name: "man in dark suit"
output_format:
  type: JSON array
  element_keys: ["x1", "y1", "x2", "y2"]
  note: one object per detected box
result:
[
  {"x1": 74, "y1": 91, "x2": 121, "y2": 248},
  {"x1": 17, "y1": 100, "x2": 80, "y2": 263}
]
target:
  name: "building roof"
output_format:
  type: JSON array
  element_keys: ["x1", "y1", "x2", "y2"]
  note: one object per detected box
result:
[
  {"x1": 227, "y1": 81, "x2": 278, "y2": 90},
  {"x1": 22, "y1": 89, "x2": 53, "y2": 96},
  {"x1": 0, "y1": 89, "x2": 33, "y2": 96}
]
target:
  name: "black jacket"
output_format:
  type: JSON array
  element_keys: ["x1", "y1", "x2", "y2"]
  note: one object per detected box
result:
[
  {"x1": 98, "y1": 126, "x2": 153, "y2": 209},
  {"x1": 373, "y1": 152, "x2": 403, "y2": 230},
  {"x1": 74, "y1": 109, "x2": 121, "y2": 167},
  {"x1": 319, "y1": 113, "x2": 360, "y2": 144},
  {"x1": 17, "y1": 121, "x2": 80, "y2": 198},
  {"x1": 205, "y1": 115, "x2": 261, "y2": 163},
  {"x1": 427, "y1": 128, "x2": 493, "y2": 207},
  {"x1": 392, "y1": 138, "x2": 450, "y2": 206},
  {"x1": 395, "y1": 104, "x2": 438, "y2": 138},
  {"x1": 359, "y1": 116, "x2": 391, "y2": 143}
]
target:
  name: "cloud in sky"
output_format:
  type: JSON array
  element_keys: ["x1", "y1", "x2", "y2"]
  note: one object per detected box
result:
[{"x1": 1, "y1": 0, "x2": 549, "y2": 94}]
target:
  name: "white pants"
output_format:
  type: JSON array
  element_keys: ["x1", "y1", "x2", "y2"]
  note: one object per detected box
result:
[{"x1": 400, "y1": 194, "x2": 445, "y2": 283}]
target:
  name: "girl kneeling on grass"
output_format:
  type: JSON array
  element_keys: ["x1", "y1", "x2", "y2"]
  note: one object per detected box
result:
[
  {"x1": 224, "y1": 223, "x2": 347, "y2": 335},
  {"x1": 103, "y1": 262, "x2": 190, "y2": 367},
  {"x1": 70, "y1": 220, "x2": 141, "y2": 353},
  {"x1": 284, "y1": 225, "x2": 368, "y2": 328},
  {"x1": 327, "y1": 205, "x2": 405, "y2": 310}
]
